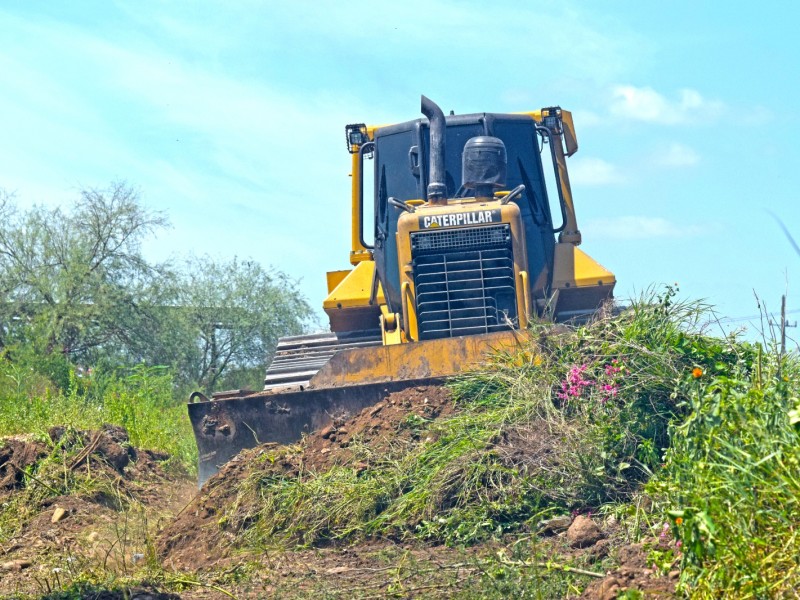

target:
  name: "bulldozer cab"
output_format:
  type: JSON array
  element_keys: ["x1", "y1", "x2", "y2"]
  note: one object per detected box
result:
[{"x1": 367, "y1": 113, "x2": 558, "y2": 322}]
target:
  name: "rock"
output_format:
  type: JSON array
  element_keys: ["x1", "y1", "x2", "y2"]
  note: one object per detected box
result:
[
  {"x1": 1, "y1": 559, "x2": 32, "y2": 571},
  {"x1": 326, "y1": 566, "x2": 353, "y2": 574},
  {"x1": 597, "y1": 576, "x2": 621, "y2": 600},
  {"x1": 566, "y1": 515, "x2": 604, "y2": 548},
  {"x1": 320, "y1": 425, "x2": 335, "y2": 439},
  {"x1": 588, "y1": 538, "x2": 611, "y2": 559},
  {"x1": 538, "y1": 515, "x2": 573, "y2": 535},
  {"x1": 669, "y1": 569, "x2": 681, "y2": 579},
  {"x1": 320, "y1": 448, "x2": 331, "y2": 455},
  {"x1": 51, "y1": 507, "x2": 67, "y2": 523}
]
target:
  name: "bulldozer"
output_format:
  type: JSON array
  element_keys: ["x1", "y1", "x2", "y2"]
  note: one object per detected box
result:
[{"x1": 189, "y1": 96, "x2": 615, "y2": 485}]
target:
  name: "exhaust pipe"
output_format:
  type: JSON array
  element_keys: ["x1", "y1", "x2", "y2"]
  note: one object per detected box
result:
[{"x1": 421, "y1": 95, "x2": 446, "y2": 205}]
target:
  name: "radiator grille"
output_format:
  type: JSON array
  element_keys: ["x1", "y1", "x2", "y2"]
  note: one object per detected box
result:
[
  {"x1": 411, "y1": 224, "x2": 510, "y2": 254},
  {"x1": 410, "y1": 225, "x2": 517, "y2": 340}
]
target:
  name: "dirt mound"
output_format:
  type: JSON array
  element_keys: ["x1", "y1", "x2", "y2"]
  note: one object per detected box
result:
[
  {"x1": 158, "y1": 384, "x2": 454, "y2": 569},
  {"x1": 0, "y1": 425, "x2": 194, "y2": 597},
  {"x1": 580, "y1": 541, "x2": 678, "y2": 599},
  {"x1": 80, "y1": 584, "x2": 180, "y2": 599},
  {"x1": 303, "y1": 384, "x2": 455, "y2": 471},
  {"x1": 46, "y1": 424, "x2": 171, "y2": 478},
  {"x1": 0, "y1": 435, "x2": 48, "y2": 493}
]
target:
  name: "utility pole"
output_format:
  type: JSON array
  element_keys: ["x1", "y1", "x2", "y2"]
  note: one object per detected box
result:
[
  {"x1": 782, "y1": 295, "x2": 787, "y2": 359},
  {"x1": 779, "y1": 295, "x2": 797, "y2": 381}
]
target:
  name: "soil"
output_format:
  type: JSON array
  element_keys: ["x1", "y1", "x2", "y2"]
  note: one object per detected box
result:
[
  {"x1": 0, "y1": 425, "x2": 195, "y2": 598},
  {"x1": 157, "y1": 384, "x2": 456, "y2": 571},
  {"x1": 0, "y1": 435, "x2": 48, "y2": 492},
  {"x1": 1, "y1": 387, "x2": 679, "y2": 598},
  {"x1": 580, "y1": 541, "x2": 679, "y2": 599}
]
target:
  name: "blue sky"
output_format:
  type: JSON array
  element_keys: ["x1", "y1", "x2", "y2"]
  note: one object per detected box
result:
[{"x1": 2, "y1": 1, "x2": 799, "y2": 338}]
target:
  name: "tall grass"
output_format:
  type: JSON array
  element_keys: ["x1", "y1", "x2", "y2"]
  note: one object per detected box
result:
[
  {"x1": 222, "y1": 287, "x2": 800, "y2": 596},
  {"x1": 0, "y1": 361, "x2": 196, "y2": 471},
  {"x1": 227, "y1": 288, "x2": 733, "y2": 549},
  {"x1": 650, "y1": 347, "x2": 800, "y2": 596}
]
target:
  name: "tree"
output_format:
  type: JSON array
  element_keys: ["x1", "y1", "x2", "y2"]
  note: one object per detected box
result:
[
  {"x1": 162, "y1": 257, "x2": 314, "y2": 393},
  {"x1": 0, "y1": 182, "x2": 167, "y2": 364},
  {"x1": 0, "y1": 183, "x2": 314, "y2": 394}
]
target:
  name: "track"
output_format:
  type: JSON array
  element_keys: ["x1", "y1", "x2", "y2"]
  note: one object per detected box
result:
[{"x1": 262, "y1": 329, "x2": 383, "y2": 391}]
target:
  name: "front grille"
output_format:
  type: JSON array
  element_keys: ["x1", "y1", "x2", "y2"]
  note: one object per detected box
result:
[
  {"x1": 411, "y1": 224, "x2": 510, "y2": 254},
  {"x1": 410, "y1": 225, "x2": 517, "y2": 340}
]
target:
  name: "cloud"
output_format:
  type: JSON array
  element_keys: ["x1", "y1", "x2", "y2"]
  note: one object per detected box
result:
[
  {"x1": 653, "y1": 142, "x2": 700, "y2": 168},
  {"x1": 570, "y1": 109, "x2": 603, "y2": 128},
  {"x1": 569, "y1": 157, "x2": 625, "y2": 186},
  {"x1": 584, "y1": 216, "x2": 703, "y2": 240},
  {"x1": 610, "y1": 85, "x2": 725, "y2": 124}
]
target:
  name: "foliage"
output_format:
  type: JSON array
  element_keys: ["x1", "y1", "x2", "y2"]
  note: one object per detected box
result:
[
  {"x1": 0, "y1": 182, "x2": 168, "y2": 364},
  {"x1": 226, "y1": 287, "x2": 734, "y2": 550},
  {"x1": 0, "y1": 184, "x2": 312, "y2": 393},
  {"x1": 649, "y1": 350, "x2": 800, "y2": 597},
  {"x1": 219, "y1": 285, "x2": 800, "y2": 596},
  {"x1": 160, "y1": 256, "x2": 313, "y2": 393},
  {"x1": 0, "y1": 362, "x2": 195, "y2": 471}
]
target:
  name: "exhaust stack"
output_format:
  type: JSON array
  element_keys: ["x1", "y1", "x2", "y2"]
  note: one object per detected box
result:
[{"x1": 421, "y1": 95, "x2": 447, "y2": 205}]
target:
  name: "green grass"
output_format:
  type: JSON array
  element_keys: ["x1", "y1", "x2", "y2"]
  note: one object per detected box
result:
[
  {"x1": 219, "y1": 286, "x2": 800, "y2": 597},
  {"x1": 649, "y1": 352, "x2": 800, "y2": 597},
  {"x1": 0, "y1": 361, "x2": 199, "y2": 598},
  {"x1": 0, "y1": 363, "x2": 196, "y2": 472},
  {"x1": 225, "y1": 288, "x2": 721, "y2": 546},
  {"x1": 4, "y1": 286, "x2": 800, "y2": 598}
]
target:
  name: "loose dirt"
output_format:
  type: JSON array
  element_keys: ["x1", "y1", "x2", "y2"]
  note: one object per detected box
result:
[
  {"x1": 0, "y1": 425, "x2": 195, "y2": 598},
  {"x1": 158, "y1": 384, "x2": 455, "y2": 571},
  {"x1": 1, "y1": 386, "x2": 678, "y2": 598}
]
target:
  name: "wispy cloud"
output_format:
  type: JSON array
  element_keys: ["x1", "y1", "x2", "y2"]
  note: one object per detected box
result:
[
  {"x1": 653, "y1": 142, "x2": 701, "y2": 167},
  {"x1": 584, "y1": 216, "x2": 704, "y2": 240},
  {"x1": 609, "y1": 85, "x2": 725, "y2": 124},
  {"x1": 570, "y1": 109, "x2": 604, "y2": 128},
  {"x1": 569, "y1": 157, "x2": 625, "y2": 186}
]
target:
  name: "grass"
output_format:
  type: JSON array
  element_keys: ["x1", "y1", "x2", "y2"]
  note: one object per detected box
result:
[
  {"x1": 226, "y1": 287, "x2": 709, "y2": 549},
  {"x1": 215, "y1": 286, "x2": 800, "y2": 597},
  {"x1": 649, "y1": 350, "x2": 800, "y2": 596},
  {"x1": 3, "y1": 285, "x2": 800, "y2": 598},
  {"x1": 0, "y1": 363, "x2": 196, "y2": 472}
]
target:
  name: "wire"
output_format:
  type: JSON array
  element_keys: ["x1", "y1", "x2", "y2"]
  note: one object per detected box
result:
[{"x1": 717, "y1": 308, "x2": 800, "y2": 324}]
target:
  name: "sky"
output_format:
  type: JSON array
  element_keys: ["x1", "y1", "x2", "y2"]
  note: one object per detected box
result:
[{"x1": 1, "y1": 1, "x2": 799, "y2": 341}]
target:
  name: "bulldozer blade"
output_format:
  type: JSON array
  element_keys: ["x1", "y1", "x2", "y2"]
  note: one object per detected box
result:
[
  {"x1": 309, "y1": 329, "x2": 528, "y2": 387},
  {"x1": 189, "y1": 329, "x2": 530, "y2": 486},
  {"x1": 189, "y1": 377, "x2": 442, "y2": 486}
]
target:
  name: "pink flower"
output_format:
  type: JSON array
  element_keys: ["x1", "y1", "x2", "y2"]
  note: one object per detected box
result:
[{"x1": 557, "y1": 365, "x2": 594, "y2": 400}]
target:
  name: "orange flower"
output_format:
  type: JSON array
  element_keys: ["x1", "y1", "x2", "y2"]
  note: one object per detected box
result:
[
  {"x1": 675, "y1": 517, "x2": 683, "y2": 526},
  {"x1": 692, "y1": 368, "x2": 703, "y2": 379}
]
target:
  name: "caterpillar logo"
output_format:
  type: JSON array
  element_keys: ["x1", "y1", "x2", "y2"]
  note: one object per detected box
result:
[{"x1": 419, "y1": 209, "x2": 501, "y2": 229}]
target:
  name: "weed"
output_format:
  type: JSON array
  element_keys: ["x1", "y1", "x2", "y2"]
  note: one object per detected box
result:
[
  {"x1": 223, "y1": 288, "x2": 733, "y2": 550},
  {"x1": 0, "y1": 365, "x2": 195, "y2": 473}
]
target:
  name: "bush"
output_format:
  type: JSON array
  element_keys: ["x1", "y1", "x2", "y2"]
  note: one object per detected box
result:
[{"x1": 649, "y1": 352, "x2": 800, "y2": 596}]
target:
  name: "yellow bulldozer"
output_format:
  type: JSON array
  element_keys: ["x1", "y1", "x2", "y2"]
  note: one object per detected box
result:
[{"x1": 189, "y1": 96, "x2": 615, "y2": 484}]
